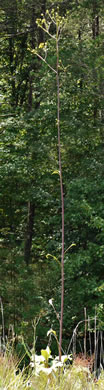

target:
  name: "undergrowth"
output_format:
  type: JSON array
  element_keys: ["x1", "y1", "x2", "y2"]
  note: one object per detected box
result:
[
  {"x1": 0, "y1": 353, "x2": 104, "y2": 390},
  {"x1": 0, "y1": 301, "x2": 104, "y2": 389},
  {"x1": 30, "y1": 364, "x2": 104, "y2": 390},
  {"x1": 0, "y1": 352, "x2": 31, "y2": 390},
  {"x1": 0, "y1": 351, "x2": 104, "y2": 389}
]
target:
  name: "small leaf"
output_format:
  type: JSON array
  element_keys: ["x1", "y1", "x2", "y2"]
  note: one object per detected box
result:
[
  {"x1": 46, "y1": 253, "x2": 61, "y2": 266},
  {"x1": 39, "y1": 43, "x2": 45, "y2": 49},
  {"x1": 65, "y1": 243, "x2": 76, "y2": 254},
  {"x1": 41, "y1": 346, "x2": 51, "y2": 362},
  {"x1": 52, "y1": 170, "x2": 60, "y2": 175},
  {"x1": 47, "y1": 329, "x2": 56, "y2": 337}
]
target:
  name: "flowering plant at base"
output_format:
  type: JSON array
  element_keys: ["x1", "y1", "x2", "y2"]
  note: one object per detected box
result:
[{"x1": 30, "y1": 345, "x2": 72, "y2": 376}]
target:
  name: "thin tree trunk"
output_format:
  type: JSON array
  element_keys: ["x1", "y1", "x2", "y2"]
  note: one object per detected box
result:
[
  {"x1": 24, "y1": 3, "x2": 45, "y2": 265},
  {"x1": 24, "y1": 71, "x2": 35, "y2": 265},
  {"x1": 84, "y1": 307, "x2": 87, "y2": 358},
  {"x1": 24, "y1": 202, "x2": 35, "y2": 266},
  {"x1": 92, "y1": 1, "x2": 99, "y2": 123}
]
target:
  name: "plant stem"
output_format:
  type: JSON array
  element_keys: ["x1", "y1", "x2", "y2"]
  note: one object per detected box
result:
[
  {"x1": 35, "y1": 14, "x2": 65, "y2": 362},
  {"x1": 56, "y1": 27, "x2": 64, "y2": 362}
]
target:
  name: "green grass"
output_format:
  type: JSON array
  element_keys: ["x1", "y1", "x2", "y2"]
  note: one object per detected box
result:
[
  {"x1": 30, "y1": 364, "x2": 104, "y2": 390},
  {"x1": 0, "y1": 352, "x2": 104, "y2": 389},
  {"x1": 0, "y1": 352, "x2": 31, "y2": 390}
]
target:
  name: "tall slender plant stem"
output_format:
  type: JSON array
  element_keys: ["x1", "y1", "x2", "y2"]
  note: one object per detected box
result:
[
  {"x1": 35, "y1": 12, "x2": 65, "y2": 362},
  {"x1": 56, "y1": 27, "x2": 64, "y2": 362}
]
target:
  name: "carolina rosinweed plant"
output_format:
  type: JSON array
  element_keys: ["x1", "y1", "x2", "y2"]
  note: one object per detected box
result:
[{"x1": 28, "y1": 8, "x2": 66, "y2": 362}]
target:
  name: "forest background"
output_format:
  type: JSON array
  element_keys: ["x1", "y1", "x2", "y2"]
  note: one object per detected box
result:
[{"x1": 0, "y1": 0, "x2": 104, "y2": 357}]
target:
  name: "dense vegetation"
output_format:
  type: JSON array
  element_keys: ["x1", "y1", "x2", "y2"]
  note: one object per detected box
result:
[
  {"x1": 0, "y1": 0, "x2": 104, "y2": 361},
  {"x1": 1, "y1": 350, "x2": 104, "y2": 390}
]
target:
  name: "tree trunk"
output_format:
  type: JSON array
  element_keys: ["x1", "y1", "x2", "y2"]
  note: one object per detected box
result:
[
  {"x1": 24, "y1": 2, "x2": 45, "y2": 265},
  {"x1": 24, "y1": 202, "x2": 35, "y2": 266},
  {"x1": 92, "y1": 2, "x2": 99, "y2": 123}
]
